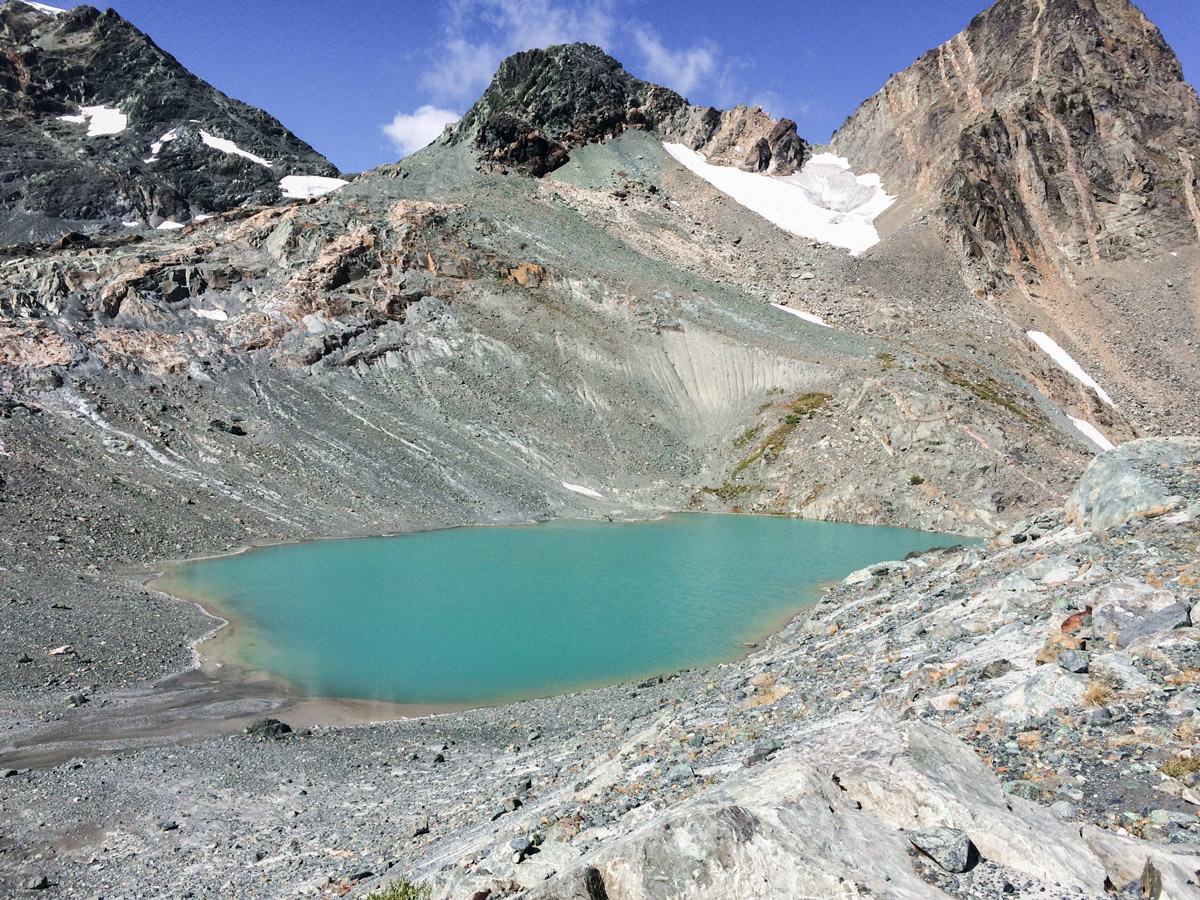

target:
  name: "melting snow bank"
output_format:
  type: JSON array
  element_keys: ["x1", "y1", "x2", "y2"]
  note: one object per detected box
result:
[
  {"x1": 561, "y1": 482, "x2": 604, "y2": 500},
  {"x1": 199, "y1": 130, "x2": 272, "y2": 168},
  {"x1": 280, "y1": 175, "x2": 349, "y2": 199},
  {"x1": 771, "y1": 303, "x2": 831, "y2": 328},
  {"x1": 662, "y1": 144, "x2": 895, "y2": 255},
  {"x1": 1068, "y1": 416, "x2": 1115, "y2": 452},
  {"x1": 1027, "y1": 331, "x2": 1114, "y2": 406},
  {"x1": 59, "y1": 105, "x2": 127, "y2": 137}
]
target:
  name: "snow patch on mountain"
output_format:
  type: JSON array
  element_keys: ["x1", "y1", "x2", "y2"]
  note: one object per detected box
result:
[
  {"x1": 59, "y1": 105, "x2": 127, "y2": 137},
  {"x1": 280, "y1": 175, "x2": 349, "y2": 199},
  {"x1": 771, "y1": 303, "x2": 831, "y2": 328},
  {"x1": 562, "y1": 482, "x2": 604, "y2": 500},
  {"x1": 1027, "y1": 331, "x2": 1114, "y2": 406},
  {"x1": 144, "y1": 126, "x2": 183, "y2": 162},
  {"x1": 199, "y1": 130, "x2": 273, "y2": 168},
  {"x1": 26, "y1": 2, "x2": 66, "y2": 15},
  {"x1": 1068, "y1": 416, "x2": 1115, "y2": 452},
  {"x1": 662, "y1": 143, "x2": 894, "y2": 254}
]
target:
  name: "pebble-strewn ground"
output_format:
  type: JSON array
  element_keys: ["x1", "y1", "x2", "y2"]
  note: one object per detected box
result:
[{"x1": 2, "y1": 440, "x2": 1198, "y2": 899}]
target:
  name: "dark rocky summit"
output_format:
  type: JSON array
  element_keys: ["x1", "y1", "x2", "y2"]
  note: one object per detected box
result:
[
  {"x1": 0, "y1": 0, "x2": 340, "y2": 243},
  {"x1": 444, "y1": 42, "x2": 809, "y2": 177}
]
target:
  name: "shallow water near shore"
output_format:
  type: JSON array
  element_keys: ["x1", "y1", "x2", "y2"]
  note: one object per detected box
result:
[{"x1": 159, "y1": 515, "x2": 958, "y2": 706}]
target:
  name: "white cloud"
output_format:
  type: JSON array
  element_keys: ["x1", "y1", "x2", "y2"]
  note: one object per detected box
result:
[
  {"x1": 421, "y1": 0, "x2": 616, "y2": 104},
  {"x1": 382, "y1": 105, "x2": 461, "y2": 157},
  {"x1": 629, "y1": 27, "x2": 715, "y2": 97},
  {"x1": 421, "y1": 37, "x2": 507, "y2": 104}
]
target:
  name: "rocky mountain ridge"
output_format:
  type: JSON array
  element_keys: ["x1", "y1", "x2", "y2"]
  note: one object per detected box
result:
[
  {"x1": 833, "y1": 0, "x2": 1200, "y2": 441},
  {"x1": 0, "y1": 0, "x2": 341, "y2": 243},
  {"x1": 442, "y1": 43, "x2": 808, "y2": 178}
]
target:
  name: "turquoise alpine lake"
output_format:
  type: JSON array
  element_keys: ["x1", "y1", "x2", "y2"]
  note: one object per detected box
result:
[{"x1": 162, "y1": 515, "x2": 962, "y2": 706}]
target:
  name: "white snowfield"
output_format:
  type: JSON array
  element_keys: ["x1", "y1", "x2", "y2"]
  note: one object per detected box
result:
[
  {"x1": 1068, "y1": 416, "x2": 1115, "y2": 452},
  {"x1": 193, "y1": 308, "x2": 228, "y2": 321},
  {"x1": 156, "y1": 220, "x2": 184, "y2": 231},
  {"x1": 561, "y1": 482, "x2": 604, "y2": 500},
  {"x1": 59, "y1": 105, "x2": 127, "y2": 137},
  {"x1": 27, "y1": 2, "x2": 66, "y2": 15},
  {"x1": 199, "y1": 130, "x2": 272, "y2": 168},
  {"x1": 280, "y1": 175, "x2": 349, "y2": 199},
  {"x1": 662, "y1": 144, "x2": 895, "y2": 255},
  {"x1": 771, "y1": 303, "x2": 831, "y2": 328},
  {"x1": 1027, "y1": 331, "x2": 1114, "y2": 406}
]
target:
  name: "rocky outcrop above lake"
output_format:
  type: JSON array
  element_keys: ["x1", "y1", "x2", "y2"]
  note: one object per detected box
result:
[
  {"x1": 443, "y1": 42, "x2": 809, "y2": 177},
  {"x1": 832, "y1": 0, "x2": 1200, "y2": 459},
  {"x1": 0, "y1": 1, "x2": 340, "y2": 243}
]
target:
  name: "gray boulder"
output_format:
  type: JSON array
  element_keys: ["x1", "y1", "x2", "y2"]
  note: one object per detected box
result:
[
  {"x1": 907, "y1": 827, "x2": 976, "y2": 873},
  {"x1": 1065, "y1": 438, "x2": 1199, "y2": 532}
]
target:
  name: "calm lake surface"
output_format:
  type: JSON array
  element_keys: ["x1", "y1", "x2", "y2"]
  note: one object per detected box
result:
[{"x1": 162, "y1": 515, "x2": 959, "y2": 706}]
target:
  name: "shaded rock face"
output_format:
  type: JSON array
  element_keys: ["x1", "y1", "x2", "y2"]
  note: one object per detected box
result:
[
  {"x1": 833, "y1": 0, "x2": 1200, "y2": 290},
  {"x1": 444, "y1": 43, "x2": 809, "y2": 176},
  {"x1": 0, "y1": 1, "x2": 339, "y2": 243}
]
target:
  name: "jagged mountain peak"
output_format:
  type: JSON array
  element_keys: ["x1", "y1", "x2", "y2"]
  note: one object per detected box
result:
[
  {"x1": 830, "y1": 0, "x2": 1199, "y2": 468},
  {"x1": 441, "y1": 41, "x2": 809, "y2": 179},
  {"x1": 0, "y1": 0, "x2": 341, "y2": 244},
  {"x1": 834, "y1": 0, "x2": 1198, "y2": 190}
]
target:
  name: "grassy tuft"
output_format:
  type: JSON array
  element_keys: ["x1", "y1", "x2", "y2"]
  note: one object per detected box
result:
[
  {"x1": 368, "y1": 878, "x2": 431, "y2": 900},
  {"x1": 1160, "y1": 756, "x2": 1200, "y2": 779},
  {"x1": 937, "y1": 361, "x2": 1045, "y2": 425}
]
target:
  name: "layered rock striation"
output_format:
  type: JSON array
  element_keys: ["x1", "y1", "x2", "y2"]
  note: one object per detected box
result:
[{"x1": 834, "y1": 0, "x2": 1200, "y2": 283}]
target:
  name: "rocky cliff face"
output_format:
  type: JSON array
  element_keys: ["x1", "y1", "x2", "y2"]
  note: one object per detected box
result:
[
  {"x1": 834, "y1": 0, "x2": 1200, "y2": 276},
  {"x1": 833, "y1": 0, "x2": 1200, "y2": 446},
  {"x1": 0, "y1": 1, "x2": 340, "y2": 243},
  {"x1": 443, "y1": 43, "x2": 808, "y2": 178}
]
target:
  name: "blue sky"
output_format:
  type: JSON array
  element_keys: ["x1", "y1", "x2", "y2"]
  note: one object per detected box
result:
[{"x1": 38, "y1": 1, "x2": 1200, "y2": 174}]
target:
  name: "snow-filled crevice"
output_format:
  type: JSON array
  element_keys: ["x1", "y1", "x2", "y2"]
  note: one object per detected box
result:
[
  {"x1": 771, "y1": 303, "x2": 831, "y2": 328},
  {"x1": 1027, "y1": 331, "x2": 1114, "y2": 406},
  {"x1": 662, "y1": 144, "x2": 895, "y2": 255},
  {"x1": 199, "y1": 130, "x2": 273, "y2": 168},
  {"x1": 1068, "y1": 416, "x2": 1115, "y2": 452}
]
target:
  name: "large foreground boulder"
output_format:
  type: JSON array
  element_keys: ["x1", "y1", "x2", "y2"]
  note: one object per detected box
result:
[
  {"x1": 1065, "y1": 438, "x2": 1200, "y2": 532},
  {"x1": 525, "y1": 720, "x2": 1127, "y2": 900}
]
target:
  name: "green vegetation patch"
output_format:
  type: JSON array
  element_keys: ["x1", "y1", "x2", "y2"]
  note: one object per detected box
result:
[
  {"x1": 1160, "y1": 756, "x2": 1200, "y2": 779},
  {"x1": 368, "y1": 879, "x2": 431, "y2": 900},
  {"x1": 936, "y1": 361, "x2": 1045, "y2": 426},
  {"x1": 731, "y1": 425, "x2": 760, "y2": 450},
  {"x1": 714, "y1": 391, "x2": 833, "y2": 500}
]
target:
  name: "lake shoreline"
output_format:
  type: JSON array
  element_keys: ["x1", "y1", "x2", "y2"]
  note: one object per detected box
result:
[{"x1": 145, "y1": 513, "x2": 956, "y2": 719}]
